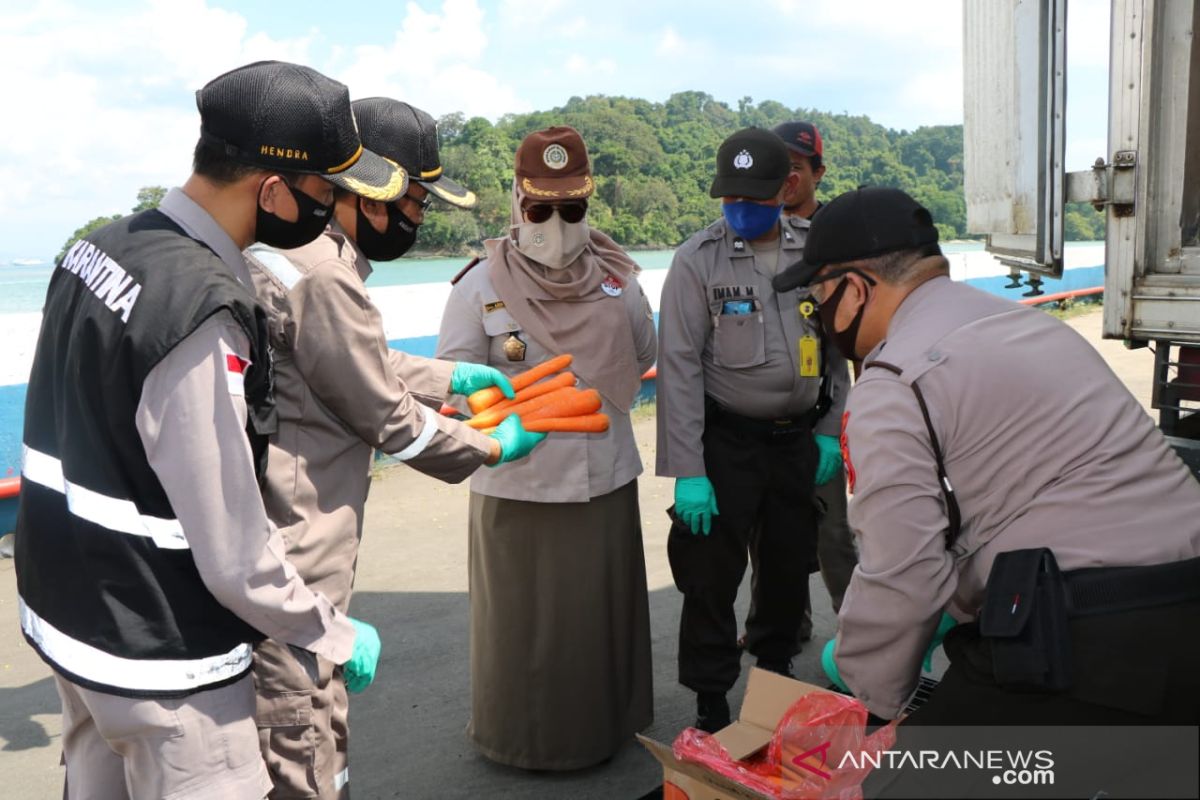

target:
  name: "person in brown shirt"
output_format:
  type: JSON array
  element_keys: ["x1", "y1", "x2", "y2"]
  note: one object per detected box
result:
[
  {"x1": 774, "y1": 186, "x2": 1200, "y2": 792},
  {"x1": 437, "y1": 126, "x2": 657, "y2": 770},
  {"x1": 246, "y1": 99, "x2": 544, "y2": 798}
]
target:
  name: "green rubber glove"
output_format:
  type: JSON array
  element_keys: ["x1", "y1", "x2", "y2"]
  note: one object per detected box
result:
[
  {"x1": 922, "y1": 611, "x2": 959, "y2": 672},
  {"x1": 345, "y1": 618, "x2": 381, "y2": 694},
  {"x1": 814, "y1": 434, "x2": 842, "y2": 486},
  {"x1": 486, "y1": 414, "x2": 547, "y2": 466},
  {"x1": 822, "y1": 639, "x2": 849, "y2": 692},
  {"x1": 450, "y1": 362, "x2": 515, "y2": 399},
  {"x1": 674, "y1": 476, "x2": 719, "y2": 536}
]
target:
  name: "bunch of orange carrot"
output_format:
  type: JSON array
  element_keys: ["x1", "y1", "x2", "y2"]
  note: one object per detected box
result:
[{"x1": 463, "y1": 355, "x2": 609, "y2": 434}]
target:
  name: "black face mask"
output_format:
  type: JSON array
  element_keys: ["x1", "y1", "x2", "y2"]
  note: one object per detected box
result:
[
  {"x1": 255, "y1": 179, "x2": 332, "y2": 250},
  {"x1": 355, "y1": 201, "x2": 418, "y2": 262},
  {"x1": 815, "y1": 278, "x2": 869, "y2": 360}
]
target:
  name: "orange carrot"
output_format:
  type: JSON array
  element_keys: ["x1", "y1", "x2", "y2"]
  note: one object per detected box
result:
[
  {"x1": 522, "y1": 414, "x2": 610, "y2": 433},
  {"x1": 475, "y1": 372, "x2": 576, "y2": 418},
  {"x1": 466, "y1": 354, "x2": 574, "y2": 414},
  {"x1": 465, "y1": 386, "x2": 577, "y2": 430},
  {"x1": 521, "y1": 388, "x2": 602, "y2": 422}
]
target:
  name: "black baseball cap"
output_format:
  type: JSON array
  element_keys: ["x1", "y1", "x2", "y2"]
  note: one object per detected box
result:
[
  {"x1": 709, "y1": 127, "x2": 791, "y2": 200},
  {"x1": 772, "y1": 121, "x2": 824, "y2": 158},
  {"x1": 352, "y1": 98, "x2": 476, "y2": 208},
  {"x1": 772, "y1": 186, "x2": 941, "y2": 292},
  {"x1": 196, "y1": 61, "x2": 408, "y2": 202}
]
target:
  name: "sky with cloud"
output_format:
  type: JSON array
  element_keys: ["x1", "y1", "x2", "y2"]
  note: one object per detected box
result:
[{"x1": 0, "y1": 0, "x2": 1111, "y2": 259}]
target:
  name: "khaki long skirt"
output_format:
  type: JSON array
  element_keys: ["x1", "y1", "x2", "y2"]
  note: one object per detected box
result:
[{"x1": 467, "y1": 480, "x2": 654, "y2": 770}]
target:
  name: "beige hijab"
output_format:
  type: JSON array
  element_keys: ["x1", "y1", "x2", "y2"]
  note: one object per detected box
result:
[{"x1": 487, "y1": 185, "x2": 643, "y2": 411}]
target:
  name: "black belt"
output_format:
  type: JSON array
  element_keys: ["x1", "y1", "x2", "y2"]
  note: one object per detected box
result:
[
  {"x1": 1065, "y1": 555, "x2": 1200, "y2": 617},
  {"x1": 704, "y1": 396, "x2": 816, "y2": 439}
]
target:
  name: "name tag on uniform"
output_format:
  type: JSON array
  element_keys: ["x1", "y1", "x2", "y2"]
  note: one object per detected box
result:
[{"x1": 484, "y1": 300, "x2": 506, "y2": 313}]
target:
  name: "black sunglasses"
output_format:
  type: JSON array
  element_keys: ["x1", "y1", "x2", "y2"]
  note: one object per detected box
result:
[
  {"x1": 524, "y1": 202, "x2": 588, "y2": 224},
  {"x1": 402, "y1": 192, "x2": 434, "y2": 211}
]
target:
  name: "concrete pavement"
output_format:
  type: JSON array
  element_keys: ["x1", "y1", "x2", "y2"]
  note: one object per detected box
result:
[{"x1": 0, "y1": 308, "x2": 1158, "y2": 798}]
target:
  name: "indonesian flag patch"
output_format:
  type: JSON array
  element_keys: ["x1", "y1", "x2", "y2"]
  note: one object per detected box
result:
[
  {"x1": 840, "y1": 411, "x2": 856, "y2": 494},
  {"x1": 223, "y1": 348, "x2": 250, "y2": 396}
]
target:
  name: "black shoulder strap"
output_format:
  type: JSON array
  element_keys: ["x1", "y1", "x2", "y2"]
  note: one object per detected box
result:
[
  {"x1": 864, "y1": 359, "x2": 962, "y2": 549},
  {"x1": 813, "y1": 333, "x2": 834, "y2": 419}
]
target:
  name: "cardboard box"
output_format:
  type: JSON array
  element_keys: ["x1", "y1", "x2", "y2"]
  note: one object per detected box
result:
[{"x1": 638, "y1": 667, "x2": 838, "y2": 800}]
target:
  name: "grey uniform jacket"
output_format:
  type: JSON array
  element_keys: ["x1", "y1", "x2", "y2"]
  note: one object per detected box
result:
[
  {"x1": 436, "y1": 257, "x2": 658, "y2": 503},
  {"x1": 245, "y1": 228, "x2": 493, "y2": 612},
  {"x1": 655, "y1": 216, "x2": 850, "y2": 477},
  {"x1": 837, "y1": 275, "x2": 1200, "y2": 718},
  {"x1": 137, "y1": 189, "x2": 355, "y2": 664}
]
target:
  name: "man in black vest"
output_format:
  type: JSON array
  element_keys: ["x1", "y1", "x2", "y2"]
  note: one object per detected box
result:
[{"x1": 15, "y1": 61, "x2": 407, "y2": 799}]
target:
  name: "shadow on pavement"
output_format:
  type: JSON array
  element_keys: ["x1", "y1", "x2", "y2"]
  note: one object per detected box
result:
[
  {"x1": 344, "y1": 574, "x2": 836, "y2": 799},
  {"x1": 0, "y1": 675, "x2": 57, "y2": 752}
]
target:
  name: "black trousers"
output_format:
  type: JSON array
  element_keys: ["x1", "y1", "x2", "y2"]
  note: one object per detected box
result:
[
  {"x1": 863, "y1": 598, "x2": 1200, "y2": 798},
  {"x1": 667, "y1": 420, "x2": 819, "y2": 694}
]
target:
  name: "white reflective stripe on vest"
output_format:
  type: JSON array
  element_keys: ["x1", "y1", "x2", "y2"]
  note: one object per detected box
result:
[
  {"x1": 392, "y1": 403, "x2": 437, "y2": 461},
  {"x1": 19, "y1": 596, "x2": 252, "y2": 693},
  {"x1": 21, "y1": 445, "x2": 189, "y2": 549}
]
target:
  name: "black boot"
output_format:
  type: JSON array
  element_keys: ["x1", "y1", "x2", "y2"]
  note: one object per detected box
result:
[{"x1": 695, "y1": 691, "x2": 730, "y2": 733}]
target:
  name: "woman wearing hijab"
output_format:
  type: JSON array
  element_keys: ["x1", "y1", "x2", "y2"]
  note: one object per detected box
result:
[{"x1": 436, "y1": 126, "x2": 657, "y2": 770}]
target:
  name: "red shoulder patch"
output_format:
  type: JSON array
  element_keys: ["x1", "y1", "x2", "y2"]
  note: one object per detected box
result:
[{"x1": 840, "y1": 411, "x2": 856, "y2": 494}]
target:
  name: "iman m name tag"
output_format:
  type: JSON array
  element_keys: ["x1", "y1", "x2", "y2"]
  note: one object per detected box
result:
[{"x1": 484, "y1": 300, "x2": 506, "y2": 313}]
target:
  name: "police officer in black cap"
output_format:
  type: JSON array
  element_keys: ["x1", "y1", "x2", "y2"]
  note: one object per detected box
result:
[
  {"x1": 780, "y1": 186, "x2": 1200, "y2": 792},
  {"x1": 15, "y1": 61, "x2": 403, "y2": 798},
  {"x1": 656, "y1": 128, "x2": 849, "y2": 732}
]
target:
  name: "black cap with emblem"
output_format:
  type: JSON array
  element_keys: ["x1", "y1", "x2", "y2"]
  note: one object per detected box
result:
[
  {"x1": 196, "y1": 60, "x2": 408, "y2": 201},
  {"x1": 772, "y1": 186, "x2": 941, "y2": 292},
  {"x1": 709, "y1": 127, "x2": 791, "y2": 200},
  {"x1": 351, "y1": 98, "x2": 476, "y2": 208}
]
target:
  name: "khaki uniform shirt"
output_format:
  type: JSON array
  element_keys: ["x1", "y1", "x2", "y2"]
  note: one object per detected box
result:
[
  {"x1": 655, "y1": 216, "x2": 850, "y2": 477},
  {"x1": 245, "y1": 230, "x2": 492, "y2": 611},
  {"x1": 136, "y1": 189, "x2": 354, "y2": 664},
  {"x1": 837, "y1": 275, "x2": 1200, "y2": 718},
  {"x1": 436, "y1": 259, "x2": 658, "y2": 503}
]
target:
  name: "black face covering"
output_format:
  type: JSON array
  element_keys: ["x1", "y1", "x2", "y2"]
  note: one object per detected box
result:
[
  {"x1": 815, "y1": 278, "x2": 869, "y2": 360},
  {"x1": 255, "y1": 179, "x2": 332, "y2": 250},
  {"x1": 355, "y1": 201, "x2": 418, "y2": 262}
]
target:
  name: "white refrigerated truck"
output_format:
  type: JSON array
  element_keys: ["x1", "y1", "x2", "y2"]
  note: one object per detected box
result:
[{"x1": 963, "y1": 0, "x2": 1200, "y2": 469}]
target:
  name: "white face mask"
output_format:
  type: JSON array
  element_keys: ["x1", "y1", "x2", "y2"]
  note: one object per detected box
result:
[{"x1": 512, "y1": 215, "x2": 590, "y2": 270}]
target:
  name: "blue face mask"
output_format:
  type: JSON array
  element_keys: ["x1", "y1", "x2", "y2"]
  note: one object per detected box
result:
[{"x1": 722, "y1": 200, "x2": 782, "y2": 240}]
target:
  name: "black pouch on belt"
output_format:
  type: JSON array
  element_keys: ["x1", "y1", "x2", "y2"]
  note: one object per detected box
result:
[{"x1": 979, "y1": 548, "x2": 1072, "y2": 692}]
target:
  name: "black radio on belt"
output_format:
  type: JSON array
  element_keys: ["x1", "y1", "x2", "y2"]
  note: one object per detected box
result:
[{"x1": 980, "y1": 548, "x2": 1072, "y2": 692}]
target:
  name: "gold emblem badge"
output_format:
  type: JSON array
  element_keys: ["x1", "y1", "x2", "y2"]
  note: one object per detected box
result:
[{"x1": 503, "y1": 333, "x2": 527, "y2": 362}]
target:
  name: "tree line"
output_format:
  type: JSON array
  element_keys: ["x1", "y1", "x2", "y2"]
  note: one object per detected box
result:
[{"x1": 60, "y1": 93, "x2": 1106, "y2": 260}]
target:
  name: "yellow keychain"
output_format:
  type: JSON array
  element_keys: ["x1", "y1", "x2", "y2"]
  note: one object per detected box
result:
[
  {"x1": 797, "y1": 300, "x2": 820, "y2": 377},
  {"x1": 799, "y1": 335, "x2": 819, "y2": 377}
]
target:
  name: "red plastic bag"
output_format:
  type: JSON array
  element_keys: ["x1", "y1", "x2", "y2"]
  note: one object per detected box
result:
[{"x1": 672, "y1": 692, "x2": 896, "y2": 799}]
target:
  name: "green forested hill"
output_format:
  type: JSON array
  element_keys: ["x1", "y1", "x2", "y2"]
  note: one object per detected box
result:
[
  {"x1": 422, "y1": 92, "x2": 1104, "y2": 254},
  {"x1": 60, "y1": 93, "x2": 1106, "y2": 261}
]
